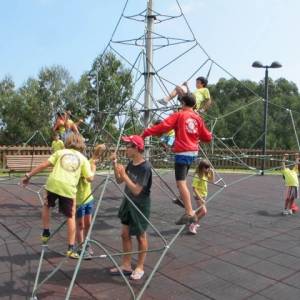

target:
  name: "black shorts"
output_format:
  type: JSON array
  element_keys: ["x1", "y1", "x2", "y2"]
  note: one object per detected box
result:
[
  {"x1": 46, "y1": 191, "x2": 74, "y2": 218},
  {"x1": 175, "y1": 163, "x2": 191, "y2": 181}
]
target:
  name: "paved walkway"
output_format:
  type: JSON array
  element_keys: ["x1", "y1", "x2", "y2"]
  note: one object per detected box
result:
[{"x1": 1, "y1": 173, "x2": 300, "y2": 299}]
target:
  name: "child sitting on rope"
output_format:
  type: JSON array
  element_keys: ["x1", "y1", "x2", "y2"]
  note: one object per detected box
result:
[
  {"x1": 76, "y1": 144, "x2": 106, "y2": 259},
  {"x1": 51, "y1": 133, "x2": 64, "y2": 153},
  {"x1": 109, "y1": 135, "x2": 152, "y2": 281},
  {"x1": 281, "y1": 153, "x2": 299, "y2": 215},
  {"x1": 157, "y1": 76, "x2": 211, "y2": 113},
  {"x1": 64, "y1": 110, "x2": 80, "y2": 139},
  {"x1": 21, "y1": 133, "x2": 95, "y2": 259},
  {"x1": 142, "y1": 94, "x2": 212, "y2": 225},
  {"x1": 189, "y1": 159, "x2": 214, "y2": 234},
  {"x1": 53, "y1": 112, "x2": 66, "y2": 139}
]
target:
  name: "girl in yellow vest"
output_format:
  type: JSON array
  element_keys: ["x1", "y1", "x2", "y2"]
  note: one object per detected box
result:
[{"x1": 189, "y1": 159, "x2": 214, "y2": 234}]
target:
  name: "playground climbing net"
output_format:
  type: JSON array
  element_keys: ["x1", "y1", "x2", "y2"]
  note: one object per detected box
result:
[{"x1": 0, "y1": 0, "x2": 299, "y2": 299}]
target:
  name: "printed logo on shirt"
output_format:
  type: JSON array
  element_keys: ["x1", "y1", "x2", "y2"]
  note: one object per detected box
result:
[
  {"x1": 60, "y1": 153, "x2": 80, "y2": 172},
  {"x1": 185, "y1": 117, "x2": 198, "y2": 134}
]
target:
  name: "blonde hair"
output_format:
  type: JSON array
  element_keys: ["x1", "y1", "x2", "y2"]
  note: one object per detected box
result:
[{"x1": 64, "y1": 133, "x2": 86, "y2": 152}]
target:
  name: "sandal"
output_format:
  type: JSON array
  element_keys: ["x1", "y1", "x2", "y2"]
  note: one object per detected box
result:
[
  {"x1": 130, "y1": 269, "x2": 144, "y2": 280},
  {"x1": 110, "y1": 267, "x2": 132, "y2": 276}
]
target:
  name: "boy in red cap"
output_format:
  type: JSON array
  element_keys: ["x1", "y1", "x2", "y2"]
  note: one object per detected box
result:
[
  {"x1": 110, "y1": 135, "x2": 152, "y2": 281},
  {"x1": 142, "y1": 94, "x2": 212, "y2": 225}
]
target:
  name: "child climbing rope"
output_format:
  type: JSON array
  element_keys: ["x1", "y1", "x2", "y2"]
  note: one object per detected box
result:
[
  {"x1": 142, "y1": 94, "x2": 212, "y2": 225},
  {"x1": 157, "y1": 76, "x2": 211, "y2": 113},
  {"x1": 21, "y1": 133, "x2": 95, "y2": 259}
]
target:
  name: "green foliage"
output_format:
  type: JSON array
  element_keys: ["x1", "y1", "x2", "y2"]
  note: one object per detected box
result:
[
  {"x1": 209, "y1": 77, "x2": 300, "y2": 150},
  {"x1": 0, "y1": 53, "x2": 133, "y2": 145},
  {"x1": 1, "y1": 56, "x2": 299, "y2": 150}
]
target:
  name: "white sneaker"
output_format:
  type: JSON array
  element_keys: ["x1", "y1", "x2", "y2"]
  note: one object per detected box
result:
[
  {"x1": 282, "y1": 209, "x2": 289, "y2": 215},
  {"x1": 288, "y1": 209, "x2": 293, "y2": 215},
  {"x1": 195, "y1": 223, "x2": 200, "y2": 228},
  {"x1": 188, "y1": 223, "x2": 197, "y2": 235},
  {"x1": 157, "y1": 98, "x2": 168, "y2": 106}
]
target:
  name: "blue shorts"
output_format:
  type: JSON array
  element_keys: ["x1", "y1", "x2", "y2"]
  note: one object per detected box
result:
[
  {"x1": 174, "y1": 155, "x2": 196, "y2": 181},
  {"x1": 76, "y1": 200, "x2": 94, "y2": 218}
]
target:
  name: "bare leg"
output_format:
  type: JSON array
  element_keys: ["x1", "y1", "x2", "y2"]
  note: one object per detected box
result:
[
  {"x1": 67, "y1": 199, "x2": 76, "y2": 245},
  {"x1": 76, "y1": 218, "x2": 84, "y2": 245},
  {"x1": 121, "y1": 225, "x2": 133, "y2": 269},
  {"x1": 83, "y1": 214, "x2": 92, "y2": 239},
  {"x1": 42, "y1": 205, "x2": 51, "y2": 229},
  {"x1": 164, "y1": 85, "x2": 188, "y2": 102},
  {"x1": 195, "y1": 200, "x2": 207, "y2": 221},
  {"x1": 288, "y1": 197, "x2": 295, "y2": 210},
  {"x1": 135, "y1": 232, "x2": 148, "y2": 271},
  {"x1": 176, "y1": 180, "x2": 193, "y2": 216}
]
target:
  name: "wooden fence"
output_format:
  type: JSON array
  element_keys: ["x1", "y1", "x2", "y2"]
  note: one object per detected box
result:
[{"x1": 0, "y1": 145, "x2": 298, "y2": 171}]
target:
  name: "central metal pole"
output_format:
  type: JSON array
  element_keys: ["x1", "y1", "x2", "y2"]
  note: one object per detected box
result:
[
  {"x1": 261, "y1": 67, "x2": 269, "y2": 175},
  {"x1": 144, "y1": 0, "x2": 154, "y2": 160}
]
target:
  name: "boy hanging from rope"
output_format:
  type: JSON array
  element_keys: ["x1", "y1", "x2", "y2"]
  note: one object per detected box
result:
[
  {"x1": 21, "y1": 133, "x2": 95, "y2": 259},
  {"x1": 281, "y1": 153, "x2": 299, "y2": 215},
  {"x1": 157, "y1": 76, "x2": 212, "y2": 113},
  {"x1": 142, "y1": 94, "x2": 212, "y2": 225}
]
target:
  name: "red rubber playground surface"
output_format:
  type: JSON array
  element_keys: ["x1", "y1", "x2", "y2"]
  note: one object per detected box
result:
[{"x1": 1, "y1": 172, "x2": 300, "y2": 300}]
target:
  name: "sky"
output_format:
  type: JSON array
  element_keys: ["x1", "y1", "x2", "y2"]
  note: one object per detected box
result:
[{"x1": 1, "y1": 0, "x2": 300, "y2": 91}]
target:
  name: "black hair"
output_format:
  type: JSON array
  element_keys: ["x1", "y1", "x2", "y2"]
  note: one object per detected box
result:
[
  {"x1": 196, "y1": 76, "x2": 208, "y2": 87},
  {"x1": 181, "y1": 94, "x2": 196, "y2": 107}
]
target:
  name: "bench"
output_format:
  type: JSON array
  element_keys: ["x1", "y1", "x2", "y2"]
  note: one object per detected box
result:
[{"x1": 5, "y1": 155, "x2": 50, "y2": 173}]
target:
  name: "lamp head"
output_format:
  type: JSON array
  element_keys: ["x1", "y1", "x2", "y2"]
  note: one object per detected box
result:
[
  {"x1": 270, "y1": 61, "x2": 282, "y2": 68},
  {"x1": 252, "y1": 61, "x2": 264, "y2": 68}
]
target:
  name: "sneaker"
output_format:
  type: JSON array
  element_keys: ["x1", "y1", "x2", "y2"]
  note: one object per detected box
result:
[
  {"x1": 175, "y1": 213, "x2": 197, "y2": 225},
  {"x1": 83, "y1": 249, "x2": 92, "y2": 260},
  {"x1": 41, "y1": 234, "x2": 50, "y2": 244},
  {"x1": 195, "y1": 223, "x2": 200, "y2": 228},
  {"x1": 172, "y1": 198, "x2": 185, "y2": 208},
  {"x1": 157, "y1": 98, "x2": 168, "y2": 106},
  {"x1": 86, "y1": 244, "x2": 94, "y2": 256},
  {"x1": 66, "y1": 250, "x2": 79, "y2": 259},
  {"x1": 77, "y1": 248, "x2": 92, "y2": 260},
  {"x1": 288, "y1": 209, "x2": 293, "y2": 215},
  {"x1": 188, "y1": 223, "x2": 197, "y2": 235},
  {"x1": 282, "y1": 209, "x2": 289, "y2": 215}
]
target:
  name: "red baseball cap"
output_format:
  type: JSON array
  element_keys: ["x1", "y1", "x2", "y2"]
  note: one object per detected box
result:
[{"x1": 122, "y1": 135, "x2": 144, "y2": 151}]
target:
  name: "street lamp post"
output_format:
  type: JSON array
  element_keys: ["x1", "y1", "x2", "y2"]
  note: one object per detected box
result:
[{"x1": 252, "y1": 61, "x2": 282, "y2": 175}]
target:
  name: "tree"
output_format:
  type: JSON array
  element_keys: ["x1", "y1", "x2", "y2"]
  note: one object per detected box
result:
[
  {"x1": 0, "y1": 53, "x2": 133, "y2": 145},
  {"x1": 85, "y1": 52, "x2": 133, "y2": 139},
  {"x1": 209, "y1": 77, "x2": 300, "y2": 150}
]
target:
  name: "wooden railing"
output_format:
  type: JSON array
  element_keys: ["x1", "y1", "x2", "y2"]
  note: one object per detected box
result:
[{"x1": 0, "y1": 145, "x2": 297, "y2": 170}]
